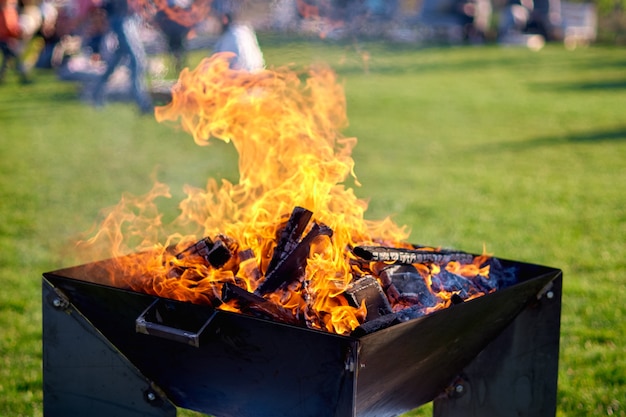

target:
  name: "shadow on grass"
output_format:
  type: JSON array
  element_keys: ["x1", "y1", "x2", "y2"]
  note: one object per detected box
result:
[
  {"x1": 333, "y1": 54, "x2": 527, "y2": 77},
  {"x1": 497, "y1": 127, "x2": 626, "y2": 150},
  {"x1": 530, "y1": 78, "x2": 626, "y2": 92},
  {"x1": 0, "y1": 86, "x2": 80, "y2": 122}
]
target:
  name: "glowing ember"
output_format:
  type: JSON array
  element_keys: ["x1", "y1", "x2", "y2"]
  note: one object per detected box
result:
[{"x1": 79, "y1": 54, "x2": 505, "y2": 335}]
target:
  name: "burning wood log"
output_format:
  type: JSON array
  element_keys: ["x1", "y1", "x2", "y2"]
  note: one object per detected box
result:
[
  {"x1": 256, "y1": 208, "x2": 332, "y2": 295},
  {"x1": 221, "y1": 282, "x2": 301, "y2": 325},
  {"x1": 237, "y1": 249, "x2": 263, "y2": 286},
  {"x1": 265, "y1": 206, "x2": 313, "y2": 276},
  {"x1": 353, "y1": 246, "x2": 475, "y2": 265},
  {"x1": 165, "y1": 208, "x2": 514, "y2": 336},
  {"x1": 351, "y1": 312, "x2": 400, "y2": 337}
]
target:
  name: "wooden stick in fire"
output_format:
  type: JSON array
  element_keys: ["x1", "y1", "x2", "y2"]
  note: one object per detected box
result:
[
  {"x1": 221, "y1": 282, "x2": 302, "y2": 325},
  {"x1": 353, "y1": 246, "x2": 475, "y2": 265}
]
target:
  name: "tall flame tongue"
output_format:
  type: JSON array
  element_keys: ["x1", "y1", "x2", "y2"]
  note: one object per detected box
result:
[{"x1": 80, "y1": 54, "x2": 410, "y2": 335}]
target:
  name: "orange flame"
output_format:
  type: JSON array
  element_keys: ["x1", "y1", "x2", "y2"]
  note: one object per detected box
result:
[
  {"x1": 77, "y1": 55, "x2": 501, "y2": 334},
  {"x1": 79, "y1": 55, "x2": 410, "y2": 334}
]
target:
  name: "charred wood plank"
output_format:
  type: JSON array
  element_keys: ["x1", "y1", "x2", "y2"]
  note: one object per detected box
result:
[
  {"x1": 265, "y1": 207, "x2": 313, "y2": 277},
  {"x1": 345, "y1": 276, "x2": 392, "y2": 321},
  {"x1": 255, "y1": 222, "x2": 333, "y2": 296},
  {"x1": 221, "y1": 282, "x2": 301, "y2": 325},
  {"x1": 353, "y1": 246, "x2": 475, "y2": 265}
]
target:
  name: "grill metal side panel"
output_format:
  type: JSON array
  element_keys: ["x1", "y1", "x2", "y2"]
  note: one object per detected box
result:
[
  {"x1": 43, "y1": 257, "x2": 561, "y2": 417},
  {"x1": 433, "y1": 274, "x2": 562, "y2": 417},
  {"x1": 354, "y1": 265, "x2": 561, "y2": 417},
  {"x1": 42, "y1": 278, "x2": 176, "y2": 417},
  {"x1": 43, "y1": 272, "x2": 358, "y2": 417}
]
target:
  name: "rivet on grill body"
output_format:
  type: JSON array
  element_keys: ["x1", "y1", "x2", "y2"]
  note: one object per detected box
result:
[
  {"x1": 51, "y1": 296, "x2": 69, "y2": 310},
  {"x1": 447, "y1": 378, "x2": 469, "y2": 399},
  {"x1": 345, "y1": 356, "x2": 355, "y2": 372}
]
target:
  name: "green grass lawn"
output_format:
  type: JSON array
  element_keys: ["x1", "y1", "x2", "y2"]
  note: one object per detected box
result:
[{"x1": 1, "y1": 39, "x2": 625, "y2": 417}]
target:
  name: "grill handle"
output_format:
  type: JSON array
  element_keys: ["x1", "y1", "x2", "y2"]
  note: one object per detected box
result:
[{"x1": 135, "y1": 298, "x2": 217, "y2": 348}]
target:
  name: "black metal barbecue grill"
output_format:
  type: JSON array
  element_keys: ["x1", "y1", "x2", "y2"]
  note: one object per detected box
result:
[{"x1": 42, "y1": 254, "x2": 561, "y2": 417}]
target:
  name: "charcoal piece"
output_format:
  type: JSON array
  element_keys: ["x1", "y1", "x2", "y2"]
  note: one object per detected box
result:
[
  {"x1": 345, "y1": 276, "x2": 392, "y2": 321},
  {"x1": 206, "y1": 238, "x2": 231, "y2": 268},
  {"x1": 176, "y1": 237, "x2": 213, "y2": 259},
  {"x1": 378, "y1": 264, "x2": 417, "y2": 285},
  {"x1": 351, "y1": 312, "x2": 400, "y2": 337},
  {"x1": 430, "y1": 269, "x2": 472, "y2": 299},
  {"x1": 393, "y1": 273, "x2": 439, "y2": 307},
  {"x1": 378, "y1": 264, "x2": 413, "y2": 305},
  {"x1": 255, "y1": 222, "x2": 332, "y2": 296},
  {"x1": 238, "y1": 248, "x2": 255, "y2": 261},
  {"x1": 353, "y1": 246, "x2": 475, "y2": 265},
  {"x1": 487, "y1": 257, "x2": 517, "y2": 290},
  {"x1": 221, "y1": 282, "x2": 301, "y2": 325},
  {"x1": 389, "y1": 268, "x2": 423, "y2": 293},
  {"x1": 379, "y1": 265, "x2": 439, "y2": 308},
  {"x1": 266, "y1": 207, "x2": 313, "y2": 277},
  {"x1": 395, "y1": 305, "x2": 429, "y2": 322},
  {"x1": 470, "y1": 274, "x2": 496, "y2": 294},
  {"x1": 175, "y1": 236, "x2": 232, "y2": 268},
  {"x1": 450, "y1": 294, "x2": 464, "y2": 305}
]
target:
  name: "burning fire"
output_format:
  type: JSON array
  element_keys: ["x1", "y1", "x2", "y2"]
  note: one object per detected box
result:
[{"x1": 79, "y1": 54, "x2": 503, "y2": 335}]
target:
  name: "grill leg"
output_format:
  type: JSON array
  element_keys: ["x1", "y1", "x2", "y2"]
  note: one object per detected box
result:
[
  {"x1": 433, "y1": 274, "x2": 562, "y2": 417},
  {"x1": 42, "y1": 278, "x2": 177, "y2": 417}
]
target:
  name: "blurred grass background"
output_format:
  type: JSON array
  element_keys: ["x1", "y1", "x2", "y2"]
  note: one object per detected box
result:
[{"x1": 1, "y1": 41, "x2": 625, "y2": 416}]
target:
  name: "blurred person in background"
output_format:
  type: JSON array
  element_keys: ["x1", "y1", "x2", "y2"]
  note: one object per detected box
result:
[
  {"x1": 0, "y1": 0, "x2": 30, "y2": 83},
  {"x1": 213, "y1": 10, "x2": 264, "y2": 72},
  {"x1": 33, "y1": 0, "x2": 59, "y2": 68},
  {"x1": 91, "y1": 0, "x2": 152, "y2": 113},
  {"x1": 154, "y1": 9, "x2": 190, "y2": 73},
  {"x1": 498, "y1": 0, "x2": 562, "y2": 42}
]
